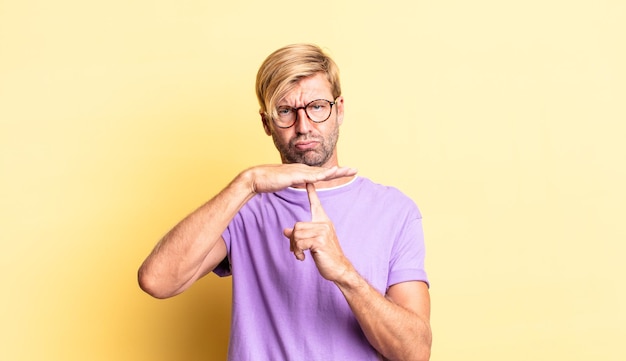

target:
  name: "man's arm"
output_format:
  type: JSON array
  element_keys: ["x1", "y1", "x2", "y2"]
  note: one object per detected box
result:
[
  {"x1": 138, "y1": 165, "x2": 357, "y2": 299},
  {"x1": 337, "y1": 276, "x2": 431, "y2": 361},
  {"x1": 137, "y1": 170, "x2": 253, "y2": 299}
]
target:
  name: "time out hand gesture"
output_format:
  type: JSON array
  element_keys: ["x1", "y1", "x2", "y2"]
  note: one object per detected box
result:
[{"x1": 283, "y1": 183, "x2": 353, "y2": 282}]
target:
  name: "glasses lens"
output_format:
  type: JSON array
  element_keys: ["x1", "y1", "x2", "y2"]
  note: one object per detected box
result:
[
  {"x1": 306, "y1": 100, "x2": 332, "y2": 122},
  {"x1": 275, "y1": 106, "x2": 295, "y2": 127}
]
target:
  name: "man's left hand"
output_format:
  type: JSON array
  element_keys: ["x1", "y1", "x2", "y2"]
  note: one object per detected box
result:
[{"x1": 283, "y1": 183, "x2": 353, "y2": 281}]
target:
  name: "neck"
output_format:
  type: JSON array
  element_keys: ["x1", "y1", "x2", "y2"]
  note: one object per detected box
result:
[
  {"x1": 311, "y1": 173, "x2": 356, "y2": 189},
  {"x1": 290, "y1": 155, "x2": 355, "y2": 189}
]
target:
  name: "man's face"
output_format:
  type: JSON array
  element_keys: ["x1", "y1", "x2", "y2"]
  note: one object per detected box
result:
[{"x1": 262, "y1": 73, "x2": 344, "y2": 167}]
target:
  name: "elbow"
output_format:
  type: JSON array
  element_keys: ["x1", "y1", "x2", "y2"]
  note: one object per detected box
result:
[
  {"x1": 400, "y1": 326, "x2": 432, "y2": 361},
  {"x1": 399, "y1": 346, "x2": 430, "y2": 361},
  {"x1": 137, "y1": 265, "x2": 177, "y2": 299},
  {"x1": 415, "y1": 325, "x2": 432, "y2": 361},
  {"x1": 415, "y1": 327, "x2": 432, "y2": 361},
  {"x1": 385, "y1": 347, "x2": 430, "y2": 361},
  {"x1": 382, "y1": 335, "x2": 431, "y2": 361},
  {"x1": 416, "y1": 347, "x2": 431, "y2": 361}
]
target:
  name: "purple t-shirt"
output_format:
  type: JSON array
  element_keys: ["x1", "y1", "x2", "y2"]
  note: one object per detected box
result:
[{"x1": 216, "y1": 176, "x2": 428, "y2": 360}]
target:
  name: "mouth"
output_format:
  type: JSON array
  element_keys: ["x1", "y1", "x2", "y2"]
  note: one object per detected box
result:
[{"x1": 293, "y1": 140, "x2": 319, "y2": 151}]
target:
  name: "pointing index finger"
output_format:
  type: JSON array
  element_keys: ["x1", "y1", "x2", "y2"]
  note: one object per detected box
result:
[{"x1": 306, "y1": 183, "x2": 327, "y2": 221}]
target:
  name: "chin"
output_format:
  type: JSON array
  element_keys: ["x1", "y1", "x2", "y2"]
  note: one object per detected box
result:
[{"x1": 283, "y1": 155, "x2": 326, "y2": 167}]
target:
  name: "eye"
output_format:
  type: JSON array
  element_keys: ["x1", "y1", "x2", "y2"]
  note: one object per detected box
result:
[
  {"x1": 276, "y1": 106, "x2": 292, "y2": 116},
  {"x1": 308, "y1": 100, "x2": 329, "y2": 112}
]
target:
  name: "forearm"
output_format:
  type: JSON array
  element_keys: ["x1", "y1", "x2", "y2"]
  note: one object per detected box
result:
[
  {"x1": 138, "y1": 164, "x2": 357, "y2": 298},
  {"x1": 138, "y1": 171, "x2": 255, "y2": 298},
  {"x1": 335, "y1": 271, "x2": 432, "y2": 361}
]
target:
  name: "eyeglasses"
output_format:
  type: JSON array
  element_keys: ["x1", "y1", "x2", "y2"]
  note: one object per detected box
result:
[{"x1": 272, "y1": 99, "x2": 337, "y2": 129}]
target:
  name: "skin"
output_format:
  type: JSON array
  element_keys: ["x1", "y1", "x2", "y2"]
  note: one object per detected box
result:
[{"x1": 138, "y1": 73, "x2": 432, "y2": 361}]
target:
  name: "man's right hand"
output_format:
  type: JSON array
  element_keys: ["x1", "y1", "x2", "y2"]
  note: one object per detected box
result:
[
  {"x1": 243, "y1": 164, "x2": 358, "y2": 194},
  {"x1": 138, "y1": 163, "x2": 356, "y2": 299}
]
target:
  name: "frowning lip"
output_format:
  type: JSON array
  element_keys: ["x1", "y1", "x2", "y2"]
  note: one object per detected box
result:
[{"x1": 294, "y1": 140, "x2": 319, "y2": 151}]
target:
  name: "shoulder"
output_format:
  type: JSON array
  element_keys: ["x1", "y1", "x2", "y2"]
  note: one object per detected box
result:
[{"x1": 354, "y1": 177, "x2": 422, "y2": 218}]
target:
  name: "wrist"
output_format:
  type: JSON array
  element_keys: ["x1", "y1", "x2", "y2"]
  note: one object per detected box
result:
[
  {"x1": 219, "y1": 169, "x2": 258, "y2": 210},
  {"x1": 333, "y1": 264, "x2": 365, "y2": 291},
  {"x1": 234, "y1": 168, "x2": 258, "y2": 196}
]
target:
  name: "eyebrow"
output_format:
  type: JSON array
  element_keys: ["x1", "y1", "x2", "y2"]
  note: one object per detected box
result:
[{"x1": 277, "y1": 97, "x2": 332, "y2": 107}]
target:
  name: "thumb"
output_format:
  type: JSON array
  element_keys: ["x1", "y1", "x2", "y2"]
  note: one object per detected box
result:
[{"x1": 306, "y1": 183, "x2": 329, "y2": 221}]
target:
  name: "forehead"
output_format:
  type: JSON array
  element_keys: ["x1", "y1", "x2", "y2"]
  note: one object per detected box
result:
[{"x1": 278, "y1": 73, "x2": 333, "y2": 105}]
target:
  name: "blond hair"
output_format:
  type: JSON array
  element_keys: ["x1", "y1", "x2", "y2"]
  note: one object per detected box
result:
[{"x1": 256, "y1": 44, "x2": 341, "y2": 120}]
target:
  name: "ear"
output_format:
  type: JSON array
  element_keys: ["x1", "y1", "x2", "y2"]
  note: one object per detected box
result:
[
  {"x1": 335, "y1": 96, "x2": 345, "y2": 126},
  {"x1": 260, "y1": 112, "x2": 272, "y2": 136}
]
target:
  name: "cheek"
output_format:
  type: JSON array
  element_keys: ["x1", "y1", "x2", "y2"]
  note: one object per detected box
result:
[{"x1": 271, "y1": 131, "x2": 291, "y2": 147}]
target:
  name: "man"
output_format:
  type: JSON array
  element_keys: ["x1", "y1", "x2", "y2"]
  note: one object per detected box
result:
[{"x1": 138, "y1": 43, "x2": 432, "y2": 361}]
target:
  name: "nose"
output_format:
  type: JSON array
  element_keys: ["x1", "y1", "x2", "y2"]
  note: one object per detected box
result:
[{"x1": 293, "y1": 108, "x2": 312, "y2": 134}]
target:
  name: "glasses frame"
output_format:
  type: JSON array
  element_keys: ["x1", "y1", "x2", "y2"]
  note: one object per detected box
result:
[{"x1": 272, "y1": 98, "x2": 337, "y2": 129}]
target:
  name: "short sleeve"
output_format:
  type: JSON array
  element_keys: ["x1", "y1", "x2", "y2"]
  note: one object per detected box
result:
[
  {"x1": 213, "y1": 226, "x2": 233, "y2": 277},
  {"x1": 387, "y1": 215, "x2": 429, "y2": 288}
]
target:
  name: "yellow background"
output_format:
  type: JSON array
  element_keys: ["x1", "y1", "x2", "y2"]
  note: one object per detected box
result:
[{"x1": 1, "y1": 0, "x2": 624, "y2": 360}]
